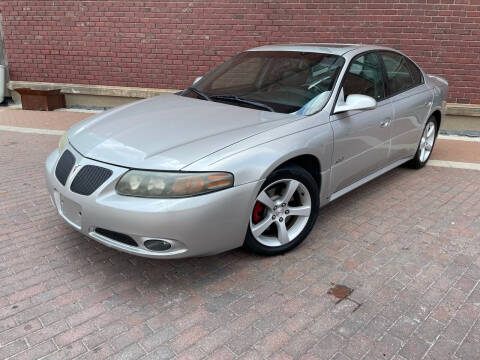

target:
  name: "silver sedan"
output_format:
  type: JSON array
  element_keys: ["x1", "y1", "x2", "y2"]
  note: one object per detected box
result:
[{"x1": 45, "y1": 43, "x2": 448, "y2": 258}]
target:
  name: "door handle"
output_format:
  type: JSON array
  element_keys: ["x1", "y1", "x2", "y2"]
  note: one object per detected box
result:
[{"x1": 380, "y1": 118, "x2": 391, "y2": 128}]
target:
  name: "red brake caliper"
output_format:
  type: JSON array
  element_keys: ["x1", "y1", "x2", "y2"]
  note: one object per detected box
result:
[{"x1": 252, "y1": 201, "x2": 264, "y2": 224}]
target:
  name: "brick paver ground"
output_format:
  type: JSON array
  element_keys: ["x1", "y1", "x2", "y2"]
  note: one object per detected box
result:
[
  {"x1": 0, "y1": 109, "x2": 90, "y2": 130},
  {"x1": 430, "y1": 138, "x2": 480, "y2": 164},
  {"x1": 1, "y1": 112, "x2": 480, "y2": 359}
]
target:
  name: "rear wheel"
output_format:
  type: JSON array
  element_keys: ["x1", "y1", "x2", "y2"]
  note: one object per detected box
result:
[
  {"x1": 244, "y1": 165, "x2": 319, "y2": 255},
  {"x1": 407, "y1": 116, "x2": 437, "y2": 169}
]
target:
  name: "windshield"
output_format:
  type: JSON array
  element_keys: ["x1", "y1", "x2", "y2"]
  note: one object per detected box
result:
[{"x1": 180, "y1": 51, "x2": 345, "y2": 114}]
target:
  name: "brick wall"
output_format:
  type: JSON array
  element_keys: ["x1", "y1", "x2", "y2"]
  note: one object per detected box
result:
[{"x1": 1, "y1": 0, "x2": 479, "y2": 104}]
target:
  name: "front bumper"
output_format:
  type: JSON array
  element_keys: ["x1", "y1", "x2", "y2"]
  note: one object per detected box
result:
[{"x1": 45, "y1": 145, "x2": 262, "y2": 258}]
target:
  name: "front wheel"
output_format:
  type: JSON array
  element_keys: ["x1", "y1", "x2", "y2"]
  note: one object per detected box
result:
[
  {"x1": 407, "y1": 116, "x2": 437, "y2": 169},
  {"x1": 244, "y1": 165, "x2": 319, "y2": 256}
]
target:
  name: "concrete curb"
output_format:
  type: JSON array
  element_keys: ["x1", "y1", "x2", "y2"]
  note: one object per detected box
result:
[{"x1": 439, "y1": 129, "x2": 480, "y2": 137}]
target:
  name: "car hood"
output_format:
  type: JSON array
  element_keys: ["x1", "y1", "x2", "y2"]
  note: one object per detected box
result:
[{"x1": 69, "y1": 94, "x2": 304, "y2": 170}]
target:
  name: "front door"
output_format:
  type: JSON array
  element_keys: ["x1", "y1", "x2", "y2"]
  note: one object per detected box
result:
[{"x1": 329, "y1": 52, "x2": 392, "y2": 195}]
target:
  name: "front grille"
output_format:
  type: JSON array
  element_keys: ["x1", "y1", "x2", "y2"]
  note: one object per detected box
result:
[
  {"x1": 70, "y1": 165, "x2": 112, "y2": 196},
  {"x1": 95, "y1": 228, "x2": 138, "y2": 247},
  {"x1": 55, "y1": 150, "x2": 76, "y2": 185}
]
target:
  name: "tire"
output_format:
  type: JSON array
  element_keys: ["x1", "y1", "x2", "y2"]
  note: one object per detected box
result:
[
  {"x1": 406, "y1": 116, "x2": 437, "y2": 169},
  {"x1": 244, "y1": 164, "x2": 319, "y2": 256}
]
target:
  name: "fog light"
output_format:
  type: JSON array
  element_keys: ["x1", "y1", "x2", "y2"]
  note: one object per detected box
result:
[{"x1": 144, "y1": 239, "x2": 172, "y2": 251}]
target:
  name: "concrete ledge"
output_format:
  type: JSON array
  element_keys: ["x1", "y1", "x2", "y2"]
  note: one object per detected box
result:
[
  {"x1": 445, "y1": 104, "x2": 480, "y2": 117},
  {"x1": 7, "y1": 81, "x2": 177, "y2": 99},
  {"x1": 64, "y1": 94, "x2": 143, "y2": 108},
  {"x1": 8, "y1": 81, "x2": 178, "y2": 108}
]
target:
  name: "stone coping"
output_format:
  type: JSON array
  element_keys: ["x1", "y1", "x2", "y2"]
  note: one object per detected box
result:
[{"x1": 8, "y1": 81, "x2": 177, "y2": 99}]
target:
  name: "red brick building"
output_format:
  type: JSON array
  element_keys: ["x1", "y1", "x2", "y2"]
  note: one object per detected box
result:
[{"x1": 1, "y1": 0, "x2": 479, "y2": 104}]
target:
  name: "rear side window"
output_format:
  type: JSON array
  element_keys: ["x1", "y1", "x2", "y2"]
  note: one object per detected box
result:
[{"x1": 379, "y1": 51, "x2": 422, "y2": 96}]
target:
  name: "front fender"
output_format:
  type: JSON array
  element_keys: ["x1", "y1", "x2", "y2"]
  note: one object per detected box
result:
[{"x1": 184, "y1": 122, "x2": 334, "y2": 206}]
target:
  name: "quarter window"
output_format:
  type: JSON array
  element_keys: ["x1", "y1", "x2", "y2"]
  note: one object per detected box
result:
[
  {"x1": 405, "y1": 57, "x2": 423, "y2": 86},
  {"x1": 379, "y1": 51, "x2": 422, "y2": 96},
  {"x1": 342, "y1": 53, "x2": 385, "y2": 101}
]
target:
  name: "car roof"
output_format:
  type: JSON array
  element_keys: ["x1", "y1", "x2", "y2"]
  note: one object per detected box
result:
[{"x1": 247, "y1": 43, "x2": 394, "y2": 56}]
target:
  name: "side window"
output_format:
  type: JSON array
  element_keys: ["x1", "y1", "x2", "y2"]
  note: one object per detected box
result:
[
  {"x1": 379, "y1": 52, "x2": 421, "y2": 95},
  {"x1": 342, "y1": 53, "x2": 385, "y2": 101}
]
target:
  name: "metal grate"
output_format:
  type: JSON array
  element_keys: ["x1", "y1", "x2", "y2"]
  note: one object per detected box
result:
[
  {"x1": 55, "y1": 150, "x2": 75, "y2": 186},
  {"x1": 70, "y1": 165, "x2": 112, "y2": 196},
  {"x1": 95, "y1": 228, "x2": 138, "y2": 247}
]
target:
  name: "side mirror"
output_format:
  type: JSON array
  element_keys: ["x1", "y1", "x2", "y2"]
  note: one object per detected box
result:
[
  {"x1": 193, "y1": 76, "x2": 203, "y2": 85},
  {"x1": 334, "y1": 94, "x2": 376, "y2": 114}
]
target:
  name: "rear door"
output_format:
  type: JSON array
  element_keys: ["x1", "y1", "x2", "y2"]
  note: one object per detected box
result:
[
  {"x1": 378, "y1": 51, "x2": 433, "y2": 162},
  {"x1": 329, "y1": 52, "x2": 393, "y2": 195}
]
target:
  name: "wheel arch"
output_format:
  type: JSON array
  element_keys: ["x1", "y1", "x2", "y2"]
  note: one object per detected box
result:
[
  {"x1": 430, "y1": 109, "x2": 442, "y2": 135},
  {"x1": 182, "y1": 122, "x2": 334, "y2": 205},
  {"x1": 272, "y1": 154, "x2": 322, "y2": 189}
]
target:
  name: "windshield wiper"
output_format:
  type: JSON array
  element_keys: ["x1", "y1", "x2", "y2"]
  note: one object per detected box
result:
[
  {"x1": 184, "y1": 87, "x2": 211, "y2": 101},
  {"x1": 210, "y1": 95, "x2": 274, "y2": 112}
]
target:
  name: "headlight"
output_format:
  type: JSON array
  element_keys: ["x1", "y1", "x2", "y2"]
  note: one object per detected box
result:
[
  {"x1": 58, "y1": 132, "x2": 68, "y2": 153},
  {"x1": 116, "y1": 170, "x2": 234, "y2": 198}
]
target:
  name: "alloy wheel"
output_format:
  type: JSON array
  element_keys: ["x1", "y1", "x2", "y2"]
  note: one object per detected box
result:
[
  {"x1": 249, "y1": 179, "x2": 312, "y2": 247},
  {"x1": 419, "y1": 121, "x2": 436, "y2": 163}
]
